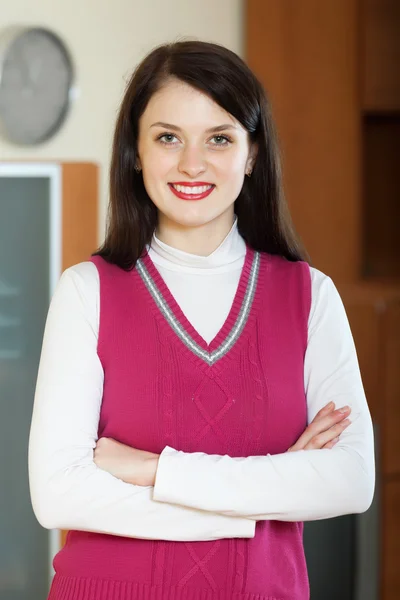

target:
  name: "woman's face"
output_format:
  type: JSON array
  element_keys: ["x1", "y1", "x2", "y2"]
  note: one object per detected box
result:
[{"x1": 137, "y1": 79, "x2": 256, "y2": 237}]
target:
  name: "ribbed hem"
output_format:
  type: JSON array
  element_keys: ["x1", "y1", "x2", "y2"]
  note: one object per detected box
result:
[{"x1": 48, "y1": 575, "x2": 284, "y2": 600}]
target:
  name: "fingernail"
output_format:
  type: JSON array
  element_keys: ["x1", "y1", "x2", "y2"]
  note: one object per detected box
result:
[
  {"x1": 332, "y1": 436, "x2": 340, "y2": 444},
  {"x1": 339, "y1": 406, "x2": 350, "y2": 414},
  {"x1": 341, "y1": 418, "x2": 351, "y2": 427},
  {"x1": 327, "y1": 401, "x2": 334, "y2": 409}
]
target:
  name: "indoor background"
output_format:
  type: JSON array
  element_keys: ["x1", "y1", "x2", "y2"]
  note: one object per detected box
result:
[{"x1": 0, "y1": 1, "x2": 399, "y2": 599}]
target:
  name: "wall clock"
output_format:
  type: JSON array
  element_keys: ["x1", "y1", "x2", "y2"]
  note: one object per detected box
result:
[{"x1": 0, "y1": 26, "x2": 74, "y2": 145}]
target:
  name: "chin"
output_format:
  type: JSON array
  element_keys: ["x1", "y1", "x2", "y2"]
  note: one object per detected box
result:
[{"x1": 167, "y1": 209, "x2": 226, "y2": 230}]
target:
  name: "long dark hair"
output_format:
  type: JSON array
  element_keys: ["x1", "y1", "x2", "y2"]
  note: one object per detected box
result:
[{"x1": 93, "y1": 40, "x2": 308, "y2": 270}]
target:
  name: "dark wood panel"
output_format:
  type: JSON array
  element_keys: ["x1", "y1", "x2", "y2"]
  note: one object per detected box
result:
[
  {"x1": 246, "y1": 0, "x2": 362, "y2": 282},
  {"x1": 362, "y1": 0, "x2": 400, "y2": 111},
  {"x1": 363, "y1": 115, "x2": 400, "y2": 280},
  {"x1": 382, "y1": 479, "x2": 400, "y2": 600},
  {"x1": 383, "y1": 302, "x2": 400, "y2": 475},
  {"x1": 344, "y1": 302, "x2": 383, "y2": 423}
]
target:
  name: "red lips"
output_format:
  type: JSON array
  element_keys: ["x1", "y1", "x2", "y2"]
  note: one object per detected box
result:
[{"x1": 168, "y1": 182, "x2": 215, "y2": 201}]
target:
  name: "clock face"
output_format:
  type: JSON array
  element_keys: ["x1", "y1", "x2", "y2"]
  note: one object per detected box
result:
[{"x1": 0, "y1": 28, "x2": 73, "y2": 145}]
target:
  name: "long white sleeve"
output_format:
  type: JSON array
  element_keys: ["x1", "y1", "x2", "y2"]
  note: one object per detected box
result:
[
  {"x1": 152, "y1": 272, "x2": 375, "y2": 522},
  {"x1": 28, "y1": 263, "x2": 255, "y2": 541}
]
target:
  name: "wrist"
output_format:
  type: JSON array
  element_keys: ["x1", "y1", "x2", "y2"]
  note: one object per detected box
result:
[
  {"x1": 149, "y1": 456, "x2": 159, "y2": 486},
  {"x1": 134, "y1": 455, "x2": 159, "y2": 487}
]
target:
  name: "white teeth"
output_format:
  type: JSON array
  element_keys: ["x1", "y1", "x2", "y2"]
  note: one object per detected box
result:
[{"x1": 172, "y1": 184, "x2": 213, "y2": 194}]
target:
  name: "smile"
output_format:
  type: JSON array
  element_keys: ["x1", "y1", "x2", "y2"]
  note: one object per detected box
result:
[{"x1": 168, "y1": 183, "x2": 215, "y2": 201}]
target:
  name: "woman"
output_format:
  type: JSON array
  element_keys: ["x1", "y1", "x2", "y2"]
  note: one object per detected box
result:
[{"x1": 28, "y1": 41, "x2": 375, "y2": 600}]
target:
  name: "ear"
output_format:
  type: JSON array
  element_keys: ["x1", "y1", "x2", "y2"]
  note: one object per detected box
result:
[
  {"x1": 135, "y1": 154, "x2": 142, "y2": 171},
  {"x1": 246, "y1": 142, "x2": 258, "y2": 172}
]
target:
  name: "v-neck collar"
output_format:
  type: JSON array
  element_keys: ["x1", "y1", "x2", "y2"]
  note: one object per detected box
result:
[{"x1": 135, "y1": 245, "x2": 263, "y2": 371}]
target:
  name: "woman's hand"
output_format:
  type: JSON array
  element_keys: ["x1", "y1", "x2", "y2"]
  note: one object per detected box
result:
[
  {"x1": 288, "y1": 401, "x2": 351, "y2": 452},
  {"x1": 94, "y1": 437, "x2": 159, "y2": 486}
]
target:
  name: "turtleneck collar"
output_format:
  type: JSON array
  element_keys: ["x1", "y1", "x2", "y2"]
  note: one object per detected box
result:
[{"x1": 148, "y1": 218, "x2": 246, "y2": 274}]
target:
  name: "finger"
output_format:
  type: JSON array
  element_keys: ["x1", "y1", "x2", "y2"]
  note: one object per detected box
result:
[
  {"x1": 313, "y1": 405, "x2": 351, "y2": 428},
  {"x1": 322, "y1": 436, "x2": 340, "y2": 450},
  {"x1": 313, "y1": 401, "x2": 335, "y2": 421},
  {"x1": 294, "y1": 406, "x2": 352, "y2": 450},
  {"x1": 317, "y1": 406, "x2": 352, "y2": 432},
  {"x1": 304, "y1": 419, "x2": 351, "y2": 450},
  {"x1": 289, "y1": 405, "x2": 350, "y2": 452}
]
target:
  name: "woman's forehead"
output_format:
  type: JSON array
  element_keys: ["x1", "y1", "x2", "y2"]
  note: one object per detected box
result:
[{"x1": 140, "y1": 80, "x2": 240, "y2": 132}]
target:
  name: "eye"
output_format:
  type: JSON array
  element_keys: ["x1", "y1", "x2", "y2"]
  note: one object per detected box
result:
[
  {"x1": 157, "y1": 133, "x2": 179, "y2": 145},
  {"x1": 210, "y1": 135, "x2": 232, "y2": 146}
]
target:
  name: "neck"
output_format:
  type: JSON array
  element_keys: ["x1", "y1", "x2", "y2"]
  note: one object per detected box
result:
[{"x1": 155, "y1": 211, "x2": 236, "y2": 256}]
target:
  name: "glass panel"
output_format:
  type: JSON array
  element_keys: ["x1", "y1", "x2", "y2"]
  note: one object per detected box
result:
[{"x1": 0, "y1": 177, "x2": 50, "y2": 599}]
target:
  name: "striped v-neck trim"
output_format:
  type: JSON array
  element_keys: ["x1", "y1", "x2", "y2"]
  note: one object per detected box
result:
[{"x1": 135, "y1": 249, "x2": 261, "y2": 366}]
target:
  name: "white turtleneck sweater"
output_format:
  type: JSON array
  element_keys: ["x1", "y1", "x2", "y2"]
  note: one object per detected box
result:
[{"x1": 28, "y1": 221, "x2": 375, "y2": 542}]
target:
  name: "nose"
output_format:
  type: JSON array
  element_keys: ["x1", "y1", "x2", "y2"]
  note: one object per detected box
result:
[{"x1": 178, "y1": 145, "x2": 206, "y2": 178}]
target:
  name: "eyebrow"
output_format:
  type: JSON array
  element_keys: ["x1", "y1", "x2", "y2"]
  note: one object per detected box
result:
[{"x1": 150, "y1": 121, "x2": 237, "y2": 133}]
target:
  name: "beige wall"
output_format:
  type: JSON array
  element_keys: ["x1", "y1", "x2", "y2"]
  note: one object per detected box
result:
[{"x1": 0, "y1": 0, "x2": 243, "y2": 241}]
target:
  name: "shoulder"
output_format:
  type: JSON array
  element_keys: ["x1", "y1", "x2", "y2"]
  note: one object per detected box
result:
[
  {"x1": 60, "y1": 261, "x2": 99, "y2": 293},
  {"x1": 308, "y1": 266, "x2": 341, "y2": 306},
  {"x1": 259, "y1": 253, "x2": 312, "y2": 293},
  {"x1": 309, "y1": 265, "x2": 332, "y2": 291},
  {"x1": 258, "y1": 254, "x2": 343, "y2": 324},
  {"x1": 55, "y1": 261, "x2": 99, "y2": 321},
  {"x1": 261, "y1": 255, "x2": 337, "y2": 300},
  {"x1": 307, "y1": 266, "x2": 348, "y2": 331}
]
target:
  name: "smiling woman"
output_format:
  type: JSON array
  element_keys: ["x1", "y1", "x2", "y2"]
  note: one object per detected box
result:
[
  {"x1": 135, "y1": 79, "x2": 257, "y2": 249},
  {"x1": 28, "y1": 40, "x2": 375, "y2": 600}
]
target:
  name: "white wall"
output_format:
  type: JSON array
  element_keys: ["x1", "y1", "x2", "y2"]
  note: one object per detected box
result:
[{"x1": 0, "y1": 0, "x2": 243, "y2": 242}]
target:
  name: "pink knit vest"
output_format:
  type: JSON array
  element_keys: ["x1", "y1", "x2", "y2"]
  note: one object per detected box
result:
[{"x1": 48, "y1": 247, "x2": 311, "y2": 600}]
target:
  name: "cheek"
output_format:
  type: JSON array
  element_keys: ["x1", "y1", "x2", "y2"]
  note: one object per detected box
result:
[
  {"x1": 214, "y1": 150, "x2": 247, "y2": 178},
  {"x1": 145, "y1": 151, "x2": 176, "y2": 184}
]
